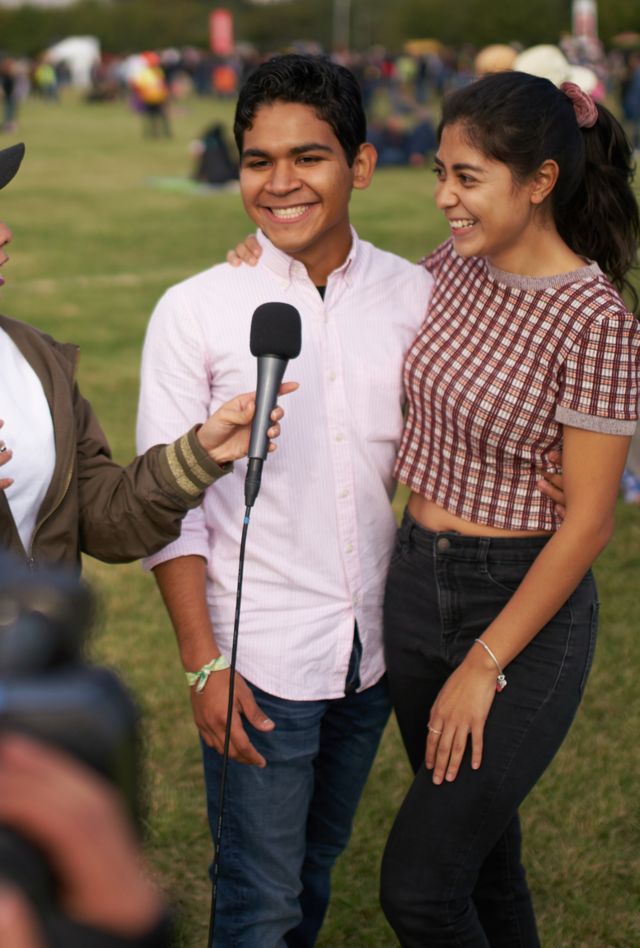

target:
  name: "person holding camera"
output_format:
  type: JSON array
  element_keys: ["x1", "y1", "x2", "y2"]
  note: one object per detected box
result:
[
  {"x1": 0, "y1": 886, "x2": 45, "y2": 948},
  {"x1": 0, "y1": 734, "x2": 171, "y2": 947},
  {"x1": 0, "y1": 142, "x2": 294, "y2": 571}
]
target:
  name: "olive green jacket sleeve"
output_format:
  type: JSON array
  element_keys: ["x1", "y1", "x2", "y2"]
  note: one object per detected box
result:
[
  {"x1": 0, "y1": 313, "x2": 231, "y2": 568},
  {"x1": 74, "y1": 380, "x2": 231, "y2": 564}
]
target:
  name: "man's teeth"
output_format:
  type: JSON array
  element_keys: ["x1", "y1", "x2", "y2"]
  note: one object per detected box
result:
[
  {"x1": 450, "y1": 219, "x2": 475, "y2": 230},
  {"x1": 271, "y1": 206, "x2": 308, "y2": 219}
]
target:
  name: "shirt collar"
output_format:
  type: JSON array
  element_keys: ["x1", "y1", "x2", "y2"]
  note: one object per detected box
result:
[{"x1": 256, "y1": 227, "x2": 360, "y2": 289}]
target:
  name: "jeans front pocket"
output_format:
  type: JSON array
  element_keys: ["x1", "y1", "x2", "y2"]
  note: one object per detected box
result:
[
  {"x1": 479, "y1": 557, "x2": 527, "y2": 595},
  {"x1": 578, "y1": 600, "x2": 599, "y2": 698}
]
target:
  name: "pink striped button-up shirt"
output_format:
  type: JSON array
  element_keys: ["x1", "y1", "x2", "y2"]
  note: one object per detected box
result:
[{"x1": 137, "y1": 230, "x2": 432, "y2": 700}]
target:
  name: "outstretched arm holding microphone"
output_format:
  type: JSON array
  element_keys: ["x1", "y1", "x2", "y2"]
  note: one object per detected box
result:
[{"x1": 0, "y1": 146, "x2": 296, "y2": 570}]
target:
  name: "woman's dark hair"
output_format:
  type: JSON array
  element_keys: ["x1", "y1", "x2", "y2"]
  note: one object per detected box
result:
[
  {"x1": 234, "y1": 54, "x2": 366, "y2": 167},
  {"x1": 438, "y1": 71, "x2": 640, "y2": 310}
]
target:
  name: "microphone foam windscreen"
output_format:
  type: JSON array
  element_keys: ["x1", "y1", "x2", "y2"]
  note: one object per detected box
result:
[{"x1": 250, "y1": 303, "x2": 302, "y2": 359}]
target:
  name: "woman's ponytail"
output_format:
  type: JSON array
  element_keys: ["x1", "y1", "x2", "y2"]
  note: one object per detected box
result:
[{"x1": 557, "y1": 103, "x2": 639, "y2": 311}]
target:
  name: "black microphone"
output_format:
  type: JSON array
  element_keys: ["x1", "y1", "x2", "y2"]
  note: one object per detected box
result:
[{"x1": 244, "y1": 302, "x2": 301, "y2": 507}]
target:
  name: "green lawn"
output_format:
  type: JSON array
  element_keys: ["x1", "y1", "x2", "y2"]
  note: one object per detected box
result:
[{"x1": 2, "y1": 92, "x2": 639, "y2": 948}]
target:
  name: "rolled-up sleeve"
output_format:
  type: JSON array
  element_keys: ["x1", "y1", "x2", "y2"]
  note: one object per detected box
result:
[{"x1": 556, "y1": 311, "x2": 640, "y2": 434}]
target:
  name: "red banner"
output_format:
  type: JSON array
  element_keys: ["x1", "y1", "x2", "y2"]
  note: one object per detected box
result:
[{"x1": 210, "y1": 9, "x2": 234, "y2": 55}]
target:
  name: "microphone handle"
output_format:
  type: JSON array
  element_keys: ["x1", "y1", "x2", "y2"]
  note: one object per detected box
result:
[
  {"x1": 244, "y1": 458, "x2": 263, "y2": 508},
  {"x1": 247, "y1": 355, "x2": 288, "y2": 461}
]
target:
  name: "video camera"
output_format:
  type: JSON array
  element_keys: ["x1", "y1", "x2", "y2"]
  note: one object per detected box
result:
[{"x1": 0, "y1": 553, "x2": 140, "y2": 911}]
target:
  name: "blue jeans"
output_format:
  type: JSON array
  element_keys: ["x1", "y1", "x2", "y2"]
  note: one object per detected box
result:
[
  {"x1": 202, "y1": 674, "x2": 391, "y2": 947},
  {"x1": 380, "y1": 512, "x2": 599, "y2": 947}
]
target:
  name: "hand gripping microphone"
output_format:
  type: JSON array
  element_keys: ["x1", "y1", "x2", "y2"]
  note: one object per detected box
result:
[{"x1": 244, "y1": 302, "x2": 301, "y2": 507}]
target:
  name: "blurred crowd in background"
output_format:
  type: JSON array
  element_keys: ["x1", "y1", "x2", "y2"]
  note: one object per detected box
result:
[{"x1": 2, "y1": 33, "x2": 640, "y2": 160}]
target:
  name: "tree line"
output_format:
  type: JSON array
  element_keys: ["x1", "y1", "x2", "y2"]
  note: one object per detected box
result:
[{"x1": 0, "y1": 0, "x2": 638, "y2": 59}]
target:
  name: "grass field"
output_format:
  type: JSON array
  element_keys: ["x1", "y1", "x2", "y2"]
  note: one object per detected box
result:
[{"x1": 2, "y1": 92, "x2": 639, "y2": 947}]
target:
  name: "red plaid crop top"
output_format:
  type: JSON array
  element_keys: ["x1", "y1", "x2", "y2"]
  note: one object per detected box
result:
[{"x1": 394, "y1": 240, "x2": 640, "y2": 531}]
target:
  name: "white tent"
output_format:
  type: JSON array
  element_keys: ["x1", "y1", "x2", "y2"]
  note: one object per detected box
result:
[{"x1": 45, "y1": 36, "x2": 101, "y2": 87}]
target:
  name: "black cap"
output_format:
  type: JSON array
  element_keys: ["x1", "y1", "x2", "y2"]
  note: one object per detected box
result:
[{"x1": 0, "y1": 142, "x2": 25, "y2": 190}]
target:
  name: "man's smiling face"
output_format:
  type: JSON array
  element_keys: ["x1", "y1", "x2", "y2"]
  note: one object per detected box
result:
[{"x1": 239, "y1": 100, "x2": 373, "y2": 284}]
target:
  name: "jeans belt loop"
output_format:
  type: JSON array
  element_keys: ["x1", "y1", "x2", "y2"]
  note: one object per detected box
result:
[
  {"x1": 403, "y1": 512, "x2": 415, "y2": 548},
  {"x1": 477, "y1": 536, "x2": 490, "y2": 570}
]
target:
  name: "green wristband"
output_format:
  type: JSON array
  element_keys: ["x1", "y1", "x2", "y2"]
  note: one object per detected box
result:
[{"x1": 186, "y1": 656, "x2": 230, "y2": 693}]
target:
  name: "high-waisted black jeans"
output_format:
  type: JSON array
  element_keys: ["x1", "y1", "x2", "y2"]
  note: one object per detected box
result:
[{"x1": 380, "y1": 512, "x2": 599, "y2": 948}]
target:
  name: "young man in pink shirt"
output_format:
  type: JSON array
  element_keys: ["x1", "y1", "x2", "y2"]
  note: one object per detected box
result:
[{"x1": 137, "y1": 54, "x2": 431, "y2": 947}]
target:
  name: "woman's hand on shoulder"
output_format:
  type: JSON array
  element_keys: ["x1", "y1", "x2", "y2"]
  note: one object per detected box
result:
[{"x1": 226, "y1": 234, "x2": 262, "y2": 267}]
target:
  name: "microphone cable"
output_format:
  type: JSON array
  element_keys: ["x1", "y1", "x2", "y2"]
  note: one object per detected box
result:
[
  {"x1": 208, "y1": 504, "x2": 252, "y2": 946},
  {"x1": 207, "y1": 301, "x2": 300, "y2": 944}
]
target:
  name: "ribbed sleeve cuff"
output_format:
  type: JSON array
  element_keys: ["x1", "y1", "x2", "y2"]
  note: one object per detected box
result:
[
  {"x1": 159, "y1": 426, "x2": 233, "y2": 500},
  {"x1": 555, "y1": 405, "x2": 637, "y2": 436}
]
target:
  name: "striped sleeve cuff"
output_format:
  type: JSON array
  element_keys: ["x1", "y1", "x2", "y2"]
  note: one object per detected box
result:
[
  {"x1": 159, "y1": 426, "x2": 233, "y2": 500},
  {"x1": 556, "y1": 405, "x2": 637, "y2": 436}
]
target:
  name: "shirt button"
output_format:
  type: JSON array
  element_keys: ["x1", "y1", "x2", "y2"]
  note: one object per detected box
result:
[
  {"x1": 436, "y1": 537, "x2": 451, "y2": 552},
  {"x1": 335, "y1": 433, "x2": 344, "y2": 442},
  {"x1": 328, "y1": 371, "x2": 337, "y2": 381},
  {"x1": 346, "y1": 544, "x2": 353, "y2": 553},
  {"x1": 340, "y1": 488, "x2": 349, "y2": 498},
  {"x1": 353, "y1": 596, "x2": 359, "y2": 606}
]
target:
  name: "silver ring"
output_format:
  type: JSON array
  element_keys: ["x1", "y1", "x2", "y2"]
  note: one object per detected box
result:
[
  {"x1": 428, "y1": 726, "x2": 442, "y2": 735},
  {"x1": 0, "y1": 445, "x2": 7, "y2": 454}
]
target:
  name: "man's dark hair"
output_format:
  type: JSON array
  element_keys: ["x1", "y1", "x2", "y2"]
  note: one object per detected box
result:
[{"x1": 234, "y1": 54, "x2": 366, "y2": 166}]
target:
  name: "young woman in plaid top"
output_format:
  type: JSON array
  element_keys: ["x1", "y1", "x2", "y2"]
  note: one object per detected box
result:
[{"x1": 381, "y1": 71, "x2": 640, "y2": 946}]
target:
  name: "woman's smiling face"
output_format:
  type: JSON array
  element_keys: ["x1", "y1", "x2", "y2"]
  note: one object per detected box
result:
[{"x1": 434, "y1": 122, "x2": 542, "y2": 274}]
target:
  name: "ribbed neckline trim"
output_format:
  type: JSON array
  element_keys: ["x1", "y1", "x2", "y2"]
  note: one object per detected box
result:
[{"x1": 485, "y1": 257, "x2": 602, "y2": 291}]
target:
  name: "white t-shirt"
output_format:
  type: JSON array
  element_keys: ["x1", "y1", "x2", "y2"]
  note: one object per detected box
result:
[{"x1": 0, "y1": 328, "x2": 56, "y2": 552}]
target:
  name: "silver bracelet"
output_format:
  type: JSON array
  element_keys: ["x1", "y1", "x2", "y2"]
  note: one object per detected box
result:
[{"x1": 473, "y1": 638, "x2": 507, "y2": 692}]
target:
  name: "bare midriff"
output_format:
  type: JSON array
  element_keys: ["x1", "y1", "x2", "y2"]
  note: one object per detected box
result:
[{"x1": 407, "y1": 492, "x2": 553, "y2": 538}]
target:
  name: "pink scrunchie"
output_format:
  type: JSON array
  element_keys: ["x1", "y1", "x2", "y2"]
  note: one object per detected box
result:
[{"x1": 560, "y1": 81, "x2": 598, "y2": 129}]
